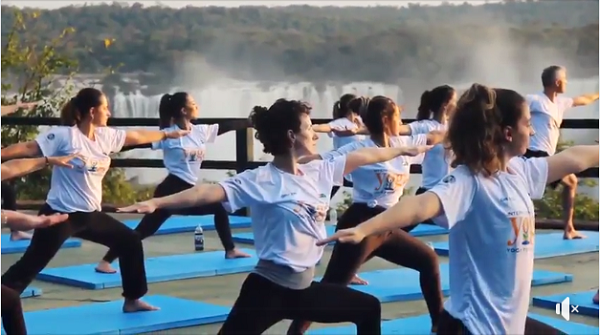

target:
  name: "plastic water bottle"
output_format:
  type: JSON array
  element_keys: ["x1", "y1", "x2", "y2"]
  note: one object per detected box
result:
[
  {"x1": 328, "y1": 208, "x2": 338, "y2": 225},
  {"x1": 194, "y1": 224, "x2": 204, "y2": 251}
]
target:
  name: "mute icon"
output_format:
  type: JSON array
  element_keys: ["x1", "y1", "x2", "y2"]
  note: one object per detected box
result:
[{"x1": 555, "y1": 297, "x2": 579, "y2": 321}]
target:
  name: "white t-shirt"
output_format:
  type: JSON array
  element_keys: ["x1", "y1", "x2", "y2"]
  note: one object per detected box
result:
[
  {"x1": 429, "y1": 157, "x2": 548, "y2": 335},
  {"x1": 321, "y1": 135, "x2": 427, "y2": 209},
  {"x1": 219, "y1": 156, "x2": 346, "y2": 272},
  {"x1": 152, "y1": 124, "x2": 219, "y2": 185},
  {"x1": 327, "y1": 118, "x2": 365, "y2": 150},
  {"x1": 409, "y1": 120, "x2": 449, "y2": 189},
  {"x1": 36, "y1": 126, "x2": 127, "y2": 213},
  {"x1": 527, "y1": 93, "x2": 574, "y2": 155}
]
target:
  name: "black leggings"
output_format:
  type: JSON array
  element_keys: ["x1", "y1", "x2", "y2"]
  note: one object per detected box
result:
[
  {"x1": 437, "y1": 309, "x2": 565, "y2": 335},
  {"x1": 1, "y1": 182, "x2": 18, "y2": 232},
  {"x1": 1, "y1": 285, "x2": 26, "y2": 335},
  {"x1": 288, "y1": 203, "x2": 442, "y2": 334},
  {"x1": 2, "y1": 204, "x2": 148, "y2": 300},
  {"x1": 219, "y1": 273, "x2": 381, "y2": 335},
  {"x1": 103, "y1": 174, "x2": 236, "y2": 263}
]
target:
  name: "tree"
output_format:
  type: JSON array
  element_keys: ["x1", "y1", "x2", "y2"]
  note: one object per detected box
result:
[{"x1": 1, "y1": 10, "x2": 152, "y2": 205}]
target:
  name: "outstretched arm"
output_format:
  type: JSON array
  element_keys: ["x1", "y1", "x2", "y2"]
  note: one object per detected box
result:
[
  {"x1": 119, "y1": 183, "x2": 228, "y2": 213},
  {"x1": 123, "y1": 129, "x2": 180, "y2": 147},
  {"x1": 572, "y1": 93, "x2": 599, "y2": 107},
  {"x1": 217, "y1": 119, "x2": 251, "y2": 136},
  {"x1": 1, "y1": 101, "x2": 41, "y2": 116},
  {"x1": 1, "y1": 155, "x2": 77, "y2": 181},
  {"x1": 546, "y1": 145, "x2": 599, "y2": 183},
  {"x1": 1, "y1": 210, "x2": 69, "y2": 231},
  {"x1": 1, "y1": 141, "x2": 42, "y2": 161},
  {"x1": 343, "y1": 146, "x2": 431, "y2": 175}
]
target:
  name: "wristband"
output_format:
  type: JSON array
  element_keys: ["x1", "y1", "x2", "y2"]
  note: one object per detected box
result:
[
  {"x1": 44, "y1": 156, "x2": 50, "y2": 166},
  {"x1": 1, "y1": 210, "x2": 7, "y2": 227}
]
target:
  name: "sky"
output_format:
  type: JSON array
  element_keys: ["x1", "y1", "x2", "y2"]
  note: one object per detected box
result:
[{"x1": 4, "y1": 1, "x2": 500, "y2": 10}]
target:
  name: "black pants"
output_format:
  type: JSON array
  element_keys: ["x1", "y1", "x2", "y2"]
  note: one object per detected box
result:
[
  {"x1": 219, "y1": 273, "x2": 381, "y2": 335},
  {"x1": 2, "y1": 204, "x2": 148, "y2": 300},
  {"x1": 437, "y1": 309, "x2": 565, "y2": 335},
  {"x1": 103, "y1": 174, "x2": 236, "y2": 263},
  {"x1": 288, "y1": 203, "x2": 443, "y2": 334},
  {"x1": 1, "y1": 285, "x2": 26, "y2": 335},
  {"x1": 524, "y1": 149, "x2": 560, "y2": 189},
  {"x1": 2, "y1": 182, "x2": 18, "y2": 232}
]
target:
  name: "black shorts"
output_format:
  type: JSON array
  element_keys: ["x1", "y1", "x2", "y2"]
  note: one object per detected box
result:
[{"x1": 523, "y1": 149, "x2": 561, "y2": 189}]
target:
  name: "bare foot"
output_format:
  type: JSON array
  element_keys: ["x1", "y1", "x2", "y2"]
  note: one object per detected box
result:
[
  {"x1": 95, "y1": 261, "x2": 117, "y2": 274},
  {"x1": 10, "y1": 231, "x2": 32, "y2": 241},
  {"x1": 350, "y1": 274, "x2": 368, "y2": 285},
  {"x1": 225, "y1": 248, "x2": 251, "y2": 259},
  {"x1": 593, "y1": 290, "x2": 599, "y2": 304},
  {"x1": 564, "y1": 228, "x2": 586, "y2": 240},
  {"x1": 122, "y1": 299, "x2": 159, "y2": 313}
]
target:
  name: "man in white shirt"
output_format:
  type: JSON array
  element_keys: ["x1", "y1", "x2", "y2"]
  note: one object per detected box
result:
[{"x1": 525, "y1": 65, "x2": 599, "y2": 240}]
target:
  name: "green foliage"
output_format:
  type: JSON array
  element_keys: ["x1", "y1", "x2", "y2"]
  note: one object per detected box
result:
[
  {"x1": 0, "y1": 2, "x2": 598, "y2": 84},
  {"x1": 533, "y1": 140, "x2": 599, "y2": 220},
  {"x1": 0, "y1": 10, "x2": 147, "y2": 204}
]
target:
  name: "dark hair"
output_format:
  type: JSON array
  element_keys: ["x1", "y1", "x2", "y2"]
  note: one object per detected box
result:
[
  {"x1": 159, "y1": 92, "x2": 188, "y2": 129},
  {"x1": 348, "y1": 96, "x2": 370, "y2": 119},
  {"x1": 332, "y1": 93, "x2": 357, "y2": 119},
  {"x1": 60, "y1": 88, "x2": 104, "y2": 126},
  {"x1": 447, "y1": 84, "x2": 526, "y2": 177},
  {"x1": 541, "y1": 65, "x2": 564, "y2": 88},
  {"x1": 250, "y1": 99, "x2": 312, "y2": 156},
  {"x1": 362, "y1": 95, "x2": 397, "y2": 136},
  {"x1": 416, "y1": 85, "x2": 455, "y2": 120}
]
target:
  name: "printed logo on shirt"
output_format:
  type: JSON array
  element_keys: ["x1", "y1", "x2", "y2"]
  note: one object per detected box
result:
[
  {"x1": 374, "y1": 170, "x2": 408, "y2": 192},
  {"x1": 47, "y1": 133, "x2": 55, "y2": 140},
  {"x1": 74, "y1": 156, "x2": 110, "y2": 175},
  {"x1": 183, "y1": 148, "x2": 205, "y2": 162},
  {"x1": 292, "y1": 201, "x2": 327, "y2": 223},
  {"x1": 442, "y1": 175, "x2": 456, "y2": 184},
  {"x1": 506, "y1": 216, "x2": 535, "y2": 253}
]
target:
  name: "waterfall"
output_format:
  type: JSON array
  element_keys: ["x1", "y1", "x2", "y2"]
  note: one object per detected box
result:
[{"x1": 109, "y1": 78, "x2": 599, "y2": 200}]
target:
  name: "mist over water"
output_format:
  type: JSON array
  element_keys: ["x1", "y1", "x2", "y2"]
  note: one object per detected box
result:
[{"x1": 105, "y1": 35, "x2": 599, "y2": 203}]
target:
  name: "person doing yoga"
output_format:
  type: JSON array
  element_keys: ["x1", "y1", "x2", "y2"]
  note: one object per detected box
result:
[
  {"x1": 287, "y1": 95, "x2": 444, "y2": 335},
  {"x1": 322, "y1": 84, "x2": 599, "y2": 335},
  {"x1": 1, "y1": 87, "x2": 189, "y2": 313},
  {"x1": 412, "y1": 85, "x2": 456, "y2": 196},
  {"x1": 95, "y1": 92, "x2": 250, "y2": 274},
  {"x1": 525, "y1": 65, "x2": 599, "y2": 240},
  {"x1": 1, "y1": 154, "x2": 80, "y2": 335},
  {"x1": 119, "y1": 98, "x2": 432, "y2": 335}
]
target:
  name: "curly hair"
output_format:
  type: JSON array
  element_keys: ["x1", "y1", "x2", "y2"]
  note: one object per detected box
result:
[
  {"x1": 250, "y1": 99, "x2": 312, "y2": 156},
  {"x1": 447, "y1": 83, "x2": 526, "y2": 176}
]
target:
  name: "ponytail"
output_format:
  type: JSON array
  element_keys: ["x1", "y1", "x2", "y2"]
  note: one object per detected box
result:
[
  {"x1": 158, "y1": 94, "x2": 173, "y2": 129},
  {"x1": 60, "y1": 98, "x2": 80, "y2": 126},
  {"x1": 416, "y1": 90, "x2": 431, "y2": 121},
  {"x1": 332, "y1": 101, "x2": 342, "y2": 119}
]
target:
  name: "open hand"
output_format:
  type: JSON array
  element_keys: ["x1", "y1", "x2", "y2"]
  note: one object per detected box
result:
[
  {"x1": 165, "y1": 129, "x2": 191, "y2": 139},
  {"x1": 402, "y1": 145, "x2": 434, "y2": 157},
  {"x1": 117, "y1": 200, "x2": 158, "y2": 214},
  {"x1": 47, "y1": 154, "x2": 81, "y2": 168},
  {"x1": 316, "y1": 227, "x2": 366, "y2": 246}
]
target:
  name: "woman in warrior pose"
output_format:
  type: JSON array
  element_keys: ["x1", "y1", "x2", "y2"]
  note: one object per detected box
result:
[
  {"x1": 95, "y1": 92, "x2": 251, "y2": 273},
  {"x1": 287, "y1": 96, "x2": 445, "y2": 335},
  {"x1": 1, "y1": 87, "x2": 189, "y2": 312},
  {"x1": 323, "y1": 84, "x2": 599, "y2": 335},
  {"x1": 119, "y1": 98, "x2": 433, "y2": 335}
]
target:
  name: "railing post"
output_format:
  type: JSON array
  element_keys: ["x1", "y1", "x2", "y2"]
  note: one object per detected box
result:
[{"x1": 233, "y1": 128, "x2": 255, "y2": 216}]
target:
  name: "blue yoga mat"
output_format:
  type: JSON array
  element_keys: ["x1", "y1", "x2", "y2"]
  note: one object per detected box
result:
[
  {"x1": 533, "y1": 290, "x2": 599, "y2": 317},
  {"x1": 315, "y1": 264, "x2": 571, "y2": 303},
  {"x1": 232, "y1": 224, "x2": 447, "y2": 245},
  {"x1": 122, "y1": 215, "x2": 251, "y2": 235},
  {"x1": 308, "y1": 313, "x2": 599, "y2": 335},
  {"x1": 1, "y1": 234, "x2": 81, "y2": 254},
  {"x1": 1, "y1": 295, "x2": 230, "y2": 335},
  {"x1": 20, "y1": 286, "x2": 42, "y2": 299},
  {"x1": 432, "y1": 232, "x2": 599, "y2": 259},
  {"x1": 37, "y1": 248, "x2": 258, "y2": 289}
]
